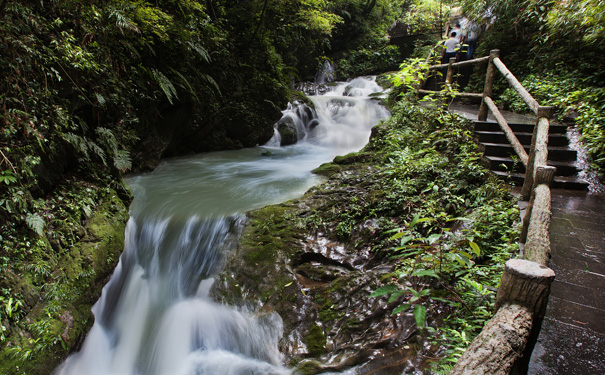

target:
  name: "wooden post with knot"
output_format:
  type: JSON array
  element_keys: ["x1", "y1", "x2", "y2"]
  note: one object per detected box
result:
[
  {"x1": 478, "y1": 50, "x2": 500, "y2": 122},
  {"x1": 450, "y1": 259, "x2": 555, "y2": 374}
]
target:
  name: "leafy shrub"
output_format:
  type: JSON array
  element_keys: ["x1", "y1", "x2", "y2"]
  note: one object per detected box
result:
[{"x1": 499, "y1": 71, "x2": 605, "y2": 171}]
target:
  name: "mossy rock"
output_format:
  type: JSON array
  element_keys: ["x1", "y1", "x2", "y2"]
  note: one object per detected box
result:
[
  {"x1": 304, "y1": 325, "x2": 326, "y2": 356},
  {"x1": 0, "y1": 190, "x2": 129, "y2": 375},
  {"x1": 312, "y1": 162, "x2": 342, "y2": 177}
]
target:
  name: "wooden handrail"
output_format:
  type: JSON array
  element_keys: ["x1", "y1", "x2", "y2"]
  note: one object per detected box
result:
[
  {"x1": 483, "y1": 97, "x2": 529, "y2": 166},
  {"x1": 427, "y1": 55, "x2": 490, "y2": 71},
  {"x1": 437, "y1": 50, "x2": 557, "y2": 375},
  {"x1": 492, "y1": 57, "x2": 540, "y2": 115}
]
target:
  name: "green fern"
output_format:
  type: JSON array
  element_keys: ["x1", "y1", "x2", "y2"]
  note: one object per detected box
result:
[
  {"x1": 113, "y1": 149, "x2": 132, "y2": 172},
  {"x1": 151, "y1": 68, "x2": 178, "y2": 104},
  {"x1": 96, "y1": 127, "x2": 118, "y2": 153},
  {"x1": 62, "y1": 133, "x2": 91, "y2": 160},
  {"x1": 25, "y1": 213, "x2": 45, "y2": 236},
  {"x1": 108, "y1": 7, "x2": 140, "y2": 35},
  {"x1": 89, "y1": 142, "x2": 107, "y2": 166},
  {"x1": 187, "y1": 41, "x2": 211, "y2": 63}
]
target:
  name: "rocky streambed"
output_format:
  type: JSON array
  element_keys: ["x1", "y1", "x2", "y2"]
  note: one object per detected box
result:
[{"x1": 213, "y1": 98, "x2": 520, "y2": 375}]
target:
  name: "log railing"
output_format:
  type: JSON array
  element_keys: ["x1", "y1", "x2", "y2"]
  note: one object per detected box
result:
[{"x1": 418, "y1": 51, "x2": 557, "y2": 374}]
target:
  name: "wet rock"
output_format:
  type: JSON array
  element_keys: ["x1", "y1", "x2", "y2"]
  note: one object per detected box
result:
[{"x1": 276, "y1": 116, "x2": 299, "y2": 146}]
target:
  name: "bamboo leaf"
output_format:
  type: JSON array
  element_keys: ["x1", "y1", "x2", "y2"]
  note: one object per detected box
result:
[
  {"x1": 412, "y1": 269, "x2": 439, "y2": 279},
  {"x1": 388, "y1": 289, "x2": 406, "y2": 303},
  {"x1": 469, "y1": 241, "x2": 481, "y2": 257}
]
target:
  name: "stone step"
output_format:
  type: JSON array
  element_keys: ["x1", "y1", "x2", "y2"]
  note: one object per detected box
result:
[
  {"x1": 475, "y1": 130, "x2": 570, "y2": 147},
  {"x1": 491, "y1": 171, "x2": 589, "y2": 190},
  {"x1": 484, "y1": 156, "x2": 581, "y2": 177},
  {"x1": 474, "y1": 121, "x2": 569, "y2": 135},
  {"x1": 480, "y1": 142, "x2": 578, "y2": 162}
]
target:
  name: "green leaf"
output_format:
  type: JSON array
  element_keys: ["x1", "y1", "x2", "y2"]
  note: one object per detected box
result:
[
  {"x1": 369, "y1": 284, "x2": 398, "y2": 297},
  {"x1": 113, "y1": 149, "x2": 132, "y2": 172},
  {"x1": 0, "y1": 170, "x2": 17, "y2": 185},
  {"x1": 391, "y1": 303, "x2": 411, "y2": 315},
  {"x1": 388, "y1": 289, "x2": 406, "y2": 303},
  {"x1": 469, "y1": 241, "x2": 481, "y2": 257},
  {"x1": 427, "y1": 233, "x2": 442, "y2": 244},
  {"x1": 413, "y1": 304, "x2": 426, "y2": 328},
  {"x1": 151, "y1": 68, "x2": 178, "y2": 105},
  {"x1": 412, "y1": 269, "x2": 439, "y2": 279}
]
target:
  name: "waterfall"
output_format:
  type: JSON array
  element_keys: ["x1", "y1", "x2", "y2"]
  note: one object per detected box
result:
[
  {"x1": 55, "y1": 76, "x2": 388, "y2": 375},
  {"x1": 314, "y1": 60, "x2": 336, "y2": 85},
  {"x1": 269, "y1": 76, "x2": 389, "y2": 152}
]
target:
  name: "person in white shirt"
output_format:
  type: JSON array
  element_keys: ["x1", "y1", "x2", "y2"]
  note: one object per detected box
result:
[{"x1": 441, "y1": 32, "x2": 459, "y2": 64}]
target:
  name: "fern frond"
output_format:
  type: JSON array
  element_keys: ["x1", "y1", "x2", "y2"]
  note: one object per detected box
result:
[
  {"x1": 202, "y1": 74, "x2": 221, "y2": 96},
  {"x1": 62, "y1": 132, "x2": 91, "y2": 160},
  {"x1": 187, "y1": 41, "x2": 211, "y2": 63},
  {"x1": 89, "y1": 142, "x2": 107, "y2": 166},
  {"x1": 169, "y1": 68, "x2": 199, "y2": 101},
  {"x1": 96, "y1": 127, "x2": 118, "y2": 154},
  {"x1": 151, "y1": 68, "x2": 178, "y2": 104},
  {"x1": 26, "y1": 213, "x2": 45, "y2": 236},
  {"x1": 108, "y1": 8, "x2": 140, "y2": 35},
  {"x1": 95, "y1": 93, "x2": 106, "y2": 107},
  {"x1": 113, "y1": 149, "x2": 132, "y2": 172}
]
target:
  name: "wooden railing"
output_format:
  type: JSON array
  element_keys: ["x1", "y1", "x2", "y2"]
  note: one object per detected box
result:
[{"x1": 420, "y1": 50, "x2": 557, "y2": 374}]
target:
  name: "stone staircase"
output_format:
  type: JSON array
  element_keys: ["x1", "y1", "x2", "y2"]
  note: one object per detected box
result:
[{"x1": 474, "y1": 121, "x2": 589, "y2": 190}]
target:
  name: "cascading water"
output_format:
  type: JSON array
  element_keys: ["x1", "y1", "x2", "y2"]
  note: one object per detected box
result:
[{"x1": 55, "y1": 77, "x2": 389, "y2": 375}]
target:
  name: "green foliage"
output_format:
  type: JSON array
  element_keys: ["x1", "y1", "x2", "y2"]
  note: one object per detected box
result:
[
  {"x1": 0, "y1": 171, "x2": 17, "y2": 186},
  {"x1": 25, "y1": 213, "x2": 45, "y2": 236},
  {"x1": 545, "y1": 0, "x2": 605, "y2": 45},
  {"x1": 499, "y1": 71, "x2": 605, "y2": 171},
  {"x1": 363, "y1": 96, "x2": 519, "y2": 369},
  {"x1": 336, "y1": 45, "x2": 404, "y2": 78}
]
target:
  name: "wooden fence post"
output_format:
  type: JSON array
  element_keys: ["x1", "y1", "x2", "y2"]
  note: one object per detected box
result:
[
  {"x1": 521, "y1": 106, "x2": 555, "y2": 200},
  {"x1": 478, "y1": 49, "x2": 500, "y2": 121},
  {"x1": 443, "y1": 57, "x2": 456, "y2": 106},
  {"x1": 445, "y1": 57, "x2": 456, "y2": 85},
  {"x1": 451, "y1": 259, "x2": 555, "y2": 374}
]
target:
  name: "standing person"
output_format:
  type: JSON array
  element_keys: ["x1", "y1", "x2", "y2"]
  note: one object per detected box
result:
[
  {"x1": 465, "y1": 21, "x2": 481, "y2": 59},
  {"x1": 441, "y1": 32, "x2": 459, "y2": 64},
  {"x1": 451, "y1": 22, "x2": 463, "y2": 42}
]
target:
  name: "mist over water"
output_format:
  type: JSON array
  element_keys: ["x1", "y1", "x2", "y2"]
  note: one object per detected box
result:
[{"x1": 55, "y1": 77, "x2": 388, "y2": 375}]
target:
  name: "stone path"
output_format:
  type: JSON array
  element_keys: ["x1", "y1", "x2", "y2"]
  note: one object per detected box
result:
[
  {"x1": 528, "y1": 190, "x2": 605, "y2": 374},
  {"x1": 448, "y1": 101, "x2": 605, "y2": 373}
]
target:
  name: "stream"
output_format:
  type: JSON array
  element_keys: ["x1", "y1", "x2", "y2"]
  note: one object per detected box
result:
[{"x1": 55, "y1": 77, "x2": 389, "y2": 375}]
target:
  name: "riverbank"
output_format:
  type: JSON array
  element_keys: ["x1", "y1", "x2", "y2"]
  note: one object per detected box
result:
[{"x1": 214, "y1": 94, "x2": 521, "y2": 374}]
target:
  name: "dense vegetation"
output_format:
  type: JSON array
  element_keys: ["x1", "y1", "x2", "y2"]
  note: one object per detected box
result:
[
  {"x1": 1, "y1": 0, "x2": 604, "y2": 372},
  {"x1": 215, "y1": 92, "x2": 520, "y2": 373},
  {"x1": 0, "y1": 0, "x2": 410, "y2": 372},
  {"x1": 456, "y1": 0, "x2": 605, "y2": 173}
]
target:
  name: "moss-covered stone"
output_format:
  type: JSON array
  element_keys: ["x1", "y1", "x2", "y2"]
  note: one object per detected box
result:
[
  {"x1": 312, "y1": 162, "x2": 342, "y2": 177},
  {"x1": 303, "y1": 325, "x2": 326, "y2": 357},
  {"x1": 0, "y1": 189, "x2": 129, "y2": 375}
]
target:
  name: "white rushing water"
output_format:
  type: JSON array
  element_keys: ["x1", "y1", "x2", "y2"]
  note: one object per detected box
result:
[{"x1": 55, "y1": 77, "x2": 389, "y2": 375}]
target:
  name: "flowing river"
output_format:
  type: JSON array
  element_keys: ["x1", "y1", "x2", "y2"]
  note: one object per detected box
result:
[{"x1": 55, "y1": 77, "x2": 389, "y2": 375}]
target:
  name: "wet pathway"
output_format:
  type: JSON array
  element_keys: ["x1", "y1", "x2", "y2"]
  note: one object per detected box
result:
[
  {"x1": 448, "y1": 102, "x2": 605, "y2": 373},
  {"x1": 528, "y1": 190, "x2": 605, "y2": 374}
]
